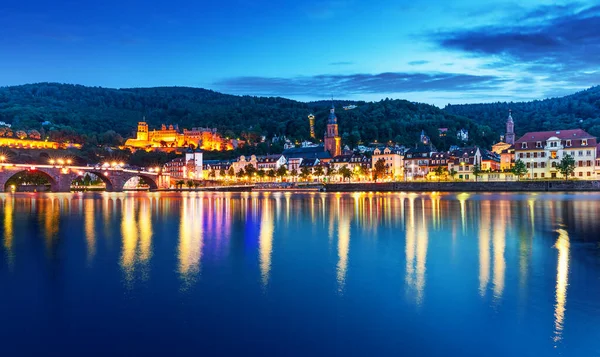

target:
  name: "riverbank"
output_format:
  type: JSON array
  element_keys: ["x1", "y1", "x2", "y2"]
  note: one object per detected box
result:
[{"x1": 324, "y1": 180, "x2": 600, "y2": 192}]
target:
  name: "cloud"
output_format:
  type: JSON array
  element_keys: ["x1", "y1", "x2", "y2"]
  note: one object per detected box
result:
[
  {"x1": 433, "y1": 4, "x2": 600, "y2": 75},
  {"x1": 213, "y1": 72, "x2": 506, "y2": 97},
  {"x1": 329, "y1": 61, "x2": 353, "y2": 66},
  {"x1": 408, "y1": 60, "x2": 429, "y2": 66}
]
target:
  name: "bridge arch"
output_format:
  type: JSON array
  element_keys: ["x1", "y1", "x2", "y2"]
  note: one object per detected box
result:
[
  {"x1": 2, "y1": 168, "x2": 58, "y2": 192},
  {"x1": 71, "y1": 170, "x2": 114, "y2": 191},
  {"x1": 122, "y1": 173, "x2": 159, "y2": 190}
]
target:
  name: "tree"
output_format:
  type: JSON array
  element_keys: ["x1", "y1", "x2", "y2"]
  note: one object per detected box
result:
[
  {"x1": 290, "y1": 168, "x2": 298, "y2": 180},
  {"x1": 15, "y1": 130, "x2": 27, "y2": 140},
  {"x1": 313, "y1": 166, "x2": 324, "y2": 181},
  {"x1": 434, "y1": 166, "x2": 447, "y2": 182},
  {"x1": 257, "y1": 169, "x2": 266, "y2": 181},
  {"x1": 267, "y1": 169, "x2": 276, "y2": 179},
  {"x1": 244, "y1": 163, "x2": 257, "y2": 179},
  {"x1": 186, "y1": 180, "x2": 194, "y2": 189},
  {"x1": 338, "y1": 165, "x2": 353, "y2": 182},
  {"x1": 27, "y1": 130, "x2": 41, "y2": 140},
  {"x1": 472, "y1": 163, "x2": 483, "y2": 182},
  {"x1": 512, "y1": 159, "x2": 527, "y2": 181},
  {"x1": 373, "y1": 158, "x2": 386, "y2": 182},
  {"x1": 325, "y1": 166, "x2": 336, "y2": 181},
  {"x1": 219, "y1": 168, "x2": 226, "y2": 177},
  {"x1": 276, "y1": 165, "x2": 288, "y2": 179},
  {"x1": 208, "y1": 169, "x2": 216, "y2": 178},
  {"x1": 300, "y1": 167, "x2": 312, "y2": 181},
  {"x1": 236, "y1": 168, "x2": 245, "y2": 179},
  {"x1": 176, "y1": 180, "x2": 185, "y2": 189},
  {"x1": 193, "y1": 182, "x2": 200, "y2": 189},
  {"x1": 557, "y1": 154, "x2": 576, "y2": 180},
  {"x1": 227, "y1": 167, "x2": 235, "y2": 177},
  {"x1": 449, "y1": 168, "x2": 457, "y2": 180}
]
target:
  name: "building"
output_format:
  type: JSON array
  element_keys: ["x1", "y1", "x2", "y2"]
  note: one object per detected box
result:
[
  {"x1": 324, "y1": 105, "x2": 341, "y2": 157},
  {"x1": 124, "y1": 121, "x2": 234, "y2": 152},
  {"x1": 438, "y1": 128, "x2": 448, "y2": 137},
  {"x1": 514, "y1": 129, "x2": 597, "y2": 179},
  {"x1": 203, "y1": 160, "x2": 233, "y2": 179},
  {"x1": 372, "y1": 147, "x2": 404, "y2": 178},
  {"x1": 505, "y1": 110, "x2": 515, "y2": 145},
  {"x1": 448, "y1": 147, "x2": 482, "y2": 181},
  {"x1": 330, "y1": 154, "x2": 371, "y2": 180},
  {"x1": 283, "y1": 145, "x2": 332, "y2": 163},
  {"x1": 404, "y1": 146, "x2": 433, "y2": 179},
  {"x1": 162, "y1": 149, "x2": 204, "y2": 180},
  {"x1": 426, "y1": 152, "x2": 451, "y2": 179},
  {"x1": 256, "y1": 155, "x2": 287, "y2": 171},
  {"x1": 500, "y1": 147, "x2": 515, "y2": 171},
  {"x1": 480, "y1": 150, "x2": 501, "y2": 171},
  {"x1": 457, "y1": 128, "x2": 469, "y2": 142}
]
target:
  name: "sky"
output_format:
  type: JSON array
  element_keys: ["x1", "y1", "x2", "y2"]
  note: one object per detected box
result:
[{"x1": 1, "y1": 0, "x2": 599, "y2": 107}]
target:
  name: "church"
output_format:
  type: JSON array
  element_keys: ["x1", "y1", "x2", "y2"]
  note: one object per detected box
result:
[{"x1": 323, "y1": 104, "x2": 341, "y2": 157}]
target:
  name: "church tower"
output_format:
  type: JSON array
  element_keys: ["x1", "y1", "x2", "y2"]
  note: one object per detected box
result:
[
  {"x1": 137, "y1": 120, "x2": 149, "y2": 141},
  {"x1": 505, "y1": 109, "x2": 515, "y2": 145},
  {"x1": 324, "y1": 104, "x2": 341, "y2": 157},
  {"x1": 308, "y1": 114, "x2": 316, "y2": 139}
]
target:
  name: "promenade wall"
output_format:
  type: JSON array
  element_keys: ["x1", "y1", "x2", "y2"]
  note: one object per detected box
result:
[{"x1": 324, "y1": 180, "x2": 600, "y2": 192}]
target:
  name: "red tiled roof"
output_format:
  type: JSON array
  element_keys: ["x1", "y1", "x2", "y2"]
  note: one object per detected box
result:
[{"x1": 515, "y1": 129, "x2": 594, "y2": 143}]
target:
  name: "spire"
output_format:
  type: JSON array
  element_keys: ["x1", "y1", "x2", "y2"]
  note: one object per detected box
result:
[
  {"x1": 328, "y1": 102, "x2": 337, "y2": 124},
  {"x1": 507, "y1": 109, "x2": 513, "y2": 122}
]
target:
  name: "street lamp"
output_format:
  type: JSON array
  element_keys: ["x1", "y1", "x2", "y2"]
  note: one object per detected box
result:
[{"x1": 0, "y1": 155, "x2": 6, "y2": 164}]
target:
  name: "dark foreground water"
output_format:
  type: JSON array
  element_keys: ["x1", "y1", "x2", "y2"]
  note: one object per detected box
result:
[{"x1": 1, "y1": 192, "x2": 599, "y2": 357}]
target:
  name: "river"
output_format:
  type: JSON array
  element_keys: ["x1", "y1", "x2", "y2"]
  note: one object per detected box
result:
[{"x1": 1, "y1": 192, "x2": 599, "y2": 356}]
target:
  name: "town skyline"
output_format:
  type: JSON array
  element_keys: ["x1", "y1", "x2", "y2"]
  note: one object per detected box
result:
[{"x1": 2, "y1": 1, "x2": 599, "y2": 107}]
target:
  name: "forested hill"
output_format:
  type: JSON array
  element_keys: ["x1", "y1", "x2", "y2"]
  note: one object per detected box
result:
[
  {"x1": 443, "y1": 86, "x2": 600, "y2": 139},
  {"x1": 0, "y1": 83, "x2": 494, "y2": 149}
]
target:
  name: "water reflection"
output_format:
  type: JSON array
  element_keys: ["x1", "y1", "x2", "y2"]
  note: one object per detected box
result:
[
  {"x1": 121, "y1": 197, "x2": 153, "y2": 287},
  {"x1": 178, "y1": 196, "x2": 203, "y2": 289},
  {"x1": 3, "y1": 197, "x2": 14, "y2": 267},
  {"x1": 259, "y1": 197, "x2": 273, "y2": 287},
  {"x1": 553, "y1": 228, "x2": 570, "y2": 345},
  {"x1": 1, "y1": 191, "x2": 599, "y2": 355}
]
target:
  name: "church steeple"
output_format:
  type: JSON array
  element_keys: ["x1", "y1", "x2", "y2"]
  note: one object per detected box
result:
[
  {"x1": 505, "y1": 109, "x2": 515, "y2": 145},
  {"x1": 324, "y1": 102, "x2": 341, "y2": 157}
]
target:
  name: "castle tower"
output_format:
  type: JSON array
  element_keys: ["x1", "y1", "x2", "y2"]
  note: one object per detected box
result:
[
  {"x1": 505, "y1": 109, "x2": 515, "y2": 145},
  {"x1": 308, "y1": 114, "x2": 316, "y2": 139},
  {"x1": 136, "y1": 121, "x2": 149, "y2": 141},
  {"x1": 324, "y1": 104, "x2": 341, "y2": 157}
]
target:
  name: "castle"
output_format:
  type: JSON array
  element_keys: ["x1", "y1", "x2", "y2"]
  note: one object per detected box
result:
[{"x1": 124, "y1": 121, "x2": 235, "y2": 152}]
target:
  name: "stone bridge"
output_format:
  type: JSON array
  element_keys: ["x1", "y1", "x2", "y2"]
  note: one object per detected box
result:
[{"x1": 0, "y1": 164, "x2": 169, "y2": 192}]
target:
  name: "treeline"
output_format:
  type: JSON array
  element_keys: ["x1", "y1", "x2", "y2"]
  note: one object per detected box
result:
[
  {"x1": 444, "y1": 86, "x2": 600, "y2": 139},
  {"x1": 0, "y1": 83, "x2": 495, "y2": 150}
]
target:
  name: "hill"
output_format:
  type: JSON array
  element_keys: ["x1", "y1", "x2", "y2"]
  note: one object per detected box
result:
[
  {"x1": 0, "y1": 83, "x2": 493, "y2": 150},
  {"x1": 443, "y1": 86, "x2": 600, "y2": 139}
]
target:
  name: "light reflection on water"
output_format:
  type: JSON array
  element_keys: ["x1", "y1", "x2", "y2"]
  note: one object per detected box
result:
[{"x1": 0, "y1": 192, "x2": 599, "y2": 357}]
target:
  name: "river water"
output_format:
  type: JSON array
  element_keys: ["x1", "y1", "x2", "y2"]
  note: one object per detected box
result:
[{"x1": 0, "y1": 192, "x2": 599, "y2": 356}]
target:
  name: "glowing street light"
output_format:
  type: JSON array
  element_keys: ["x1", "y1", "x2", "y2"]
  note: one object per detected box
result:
[
  {"x1": 49, "y1": 159, "x2": 55, "y2": 165},
  {"x1": 0, "y1": 155, "x2": 6, "y2": 163},
  {"x1": 66, "y1": 159, "x2": 72, "y2": 165}
]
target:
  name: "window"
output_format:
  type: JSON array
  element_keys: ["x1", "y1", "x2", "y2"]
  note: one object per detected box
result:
[
  {"x1": 541, "y1": 162, "x2": 546, "y2": 168},
  {"x1": 534, "y1": 162, "x2": 538, "y2": 168},
  {"x1": 519, "y1": 153, "x2": 524, "y2": 158},
  {"x1": 587, "y1": 172, "x2": 591, "y2": 177},
  {"x1": 587, "y1": 160, "x2": 592, "y2": 167},
  {"x1": 579, "y1": 172, "x2": 583, "y2": 177},
  {"x1": 578, "y1": 161, "x2": 583, "y2": 167},
  {"x1": 522, "y1": 143, "x2": 527, "y2": 149},
  {"x1": 526, "y1": 162, "x2": 531, "y2": 168},
  {"x1": 541, "y1": 152, "x2": 546, "y2": 158},
  {"x1": 526, "y1": 153, "x2": 531, "y2": 158},
  {"x1": 566, "y1": 140, "x2": 572, "y2": 147},
  {"x1": 533, "y1": 152, "x2": 538, "y2": 158},
  {"x1": 579, "y1": 151, "x2": 583, "y2": 156},
  {"x1": 587, "y1": 150, "x2": 592, "y2": 156},
  {"x1": 552, "y1": 162, "x2": 557, "y2": 168},
  {"x1": 551, "y1": 151, "x2": 557, "y2": 159},
  {"x1": 534, "y1": 173, "x2": 538, "y2": 178},
  {"x1": 582, "y1": 139, "x2": 588, "y2": 146},
  {"x1": 541, "y1": 173, "x2": 545, "y2": 178},
  {"x1": 536, "y1": 141, "x2": 542, "y2": 148}
]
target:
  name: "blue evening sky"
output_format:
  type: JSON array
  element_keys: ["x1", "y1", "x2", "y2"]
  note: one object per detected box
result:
[{"x1": 1, "y1": 0, "x2": 599, "y2": 106}]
